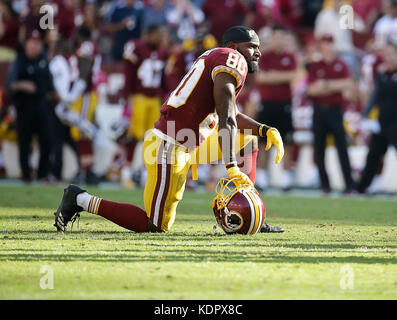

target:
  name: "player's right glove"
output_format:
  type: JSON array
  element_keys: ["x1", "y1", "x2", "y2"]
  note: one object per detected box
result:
[
  {"x1": 226, "y1": 165, "x2": 253, "y2": 188},
  {"x1": 259, "y1": 126, "x2": 284, "y2": 164}
]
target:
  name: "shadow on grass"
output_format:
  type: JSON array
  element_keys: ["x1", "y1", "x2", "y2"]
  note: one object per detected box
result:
[
  {"x1": 2, "y1": 213, "x2": 396, "y2": 227},
  {"x1": 1, "y1": 229, "x2": 396, "y2": 245},
  {"x1": 1, "y1": 239, "x2": 397, "y2": 250},
  {"x1": 0, "y1": 249, "x2": 395, "y2": 264}
]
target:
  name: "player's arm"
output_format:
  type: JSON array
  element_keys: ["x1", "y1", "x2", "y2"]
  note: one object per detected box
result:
[
  {"x1": 214, "y1": 72, "x2": 252, "y2": 185},
  {"x1": 214, "y1": 72, "x2": 238, "y2": 166},
  {"x1": 235, "y1": 110, "x2": 284, "y2": 164},
  {"x1": 235, "y1": 112, "x2": 267, "y2": 135}
]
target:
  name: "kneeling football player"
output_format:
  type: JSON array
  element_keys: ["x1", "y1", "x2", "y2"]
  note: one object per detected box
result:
[{"x1": 53, "y1": 26, "x2": 285, "y2": 234}]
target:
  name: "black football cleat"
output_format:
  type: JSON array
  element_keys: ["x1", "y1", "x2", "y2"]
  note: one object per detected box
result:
[
  {"x1": 53, "y1": 184, "x2": 86, "y2": 232},
  {"x1": 260, "y1": 222, "x2": 285, "y2": 233}
]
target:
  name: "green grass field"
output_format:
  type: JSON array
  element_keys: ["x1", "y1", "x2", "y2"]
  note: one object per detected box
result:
[{"x1": 0, "y1": 184, "x2": 396, "y2": 300}]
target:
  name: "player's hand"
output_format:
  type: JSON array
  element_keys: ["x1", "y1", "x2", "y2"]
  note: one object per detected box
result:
[
  {"x1": 266, "y1": 127, "x2": 284, "y2": 164},
  {"x1": 227, "y1": 166, "x2": 253, "y2": 187}
]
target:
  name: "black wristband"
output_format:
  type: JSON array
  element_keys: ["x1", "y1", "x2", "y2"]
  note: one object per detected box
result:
[
  {"x1": 259, "y1": 124, "x2": 271, "y2": 137},
  {"x1": 225, "y1": 161, "x2": 238, "y2": 169}
]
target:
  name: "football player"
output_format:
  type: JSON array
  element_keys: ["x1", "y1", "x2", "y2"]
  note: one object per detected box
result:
[
  {"x1": 67, "y1": 26, "x2": 102, "y2": 185},
  {"x1": 54, "y1": 26, "x2": 285, "y2": 234},
  {"x1": 119, "y1": 24, "x2": 168, "y2": 188}
]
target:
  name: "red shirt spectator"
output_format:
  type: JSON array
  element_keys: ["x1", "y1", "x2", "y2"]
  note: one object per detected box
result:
[
  {"x1": 0, "y1": 17, "x2": 20, "y2": 49},
  {"x1": 258, "y1": 50, "x2": 297, "y2": 102},
  {"x1": 202, "y1": 0, "x2": 249, "y2": 42},
  {"x1": 20, "y1": 0, "x2": 46, "y2": 40},
  {"x1": 274, "y1": 0, "x2": 303, "y2": 29},
  {"x1": 55, "y1": 0, "x2": 82, "y2": 40},
  {"x1": 0, "y1": 1, "x2": 20, "y2": 50},
  {"x1": 250, "y1": 1, "x2": 274, "y2": 32},
  {"x1": 307, "y1": 58, "x2": 350, "y2": 106}
]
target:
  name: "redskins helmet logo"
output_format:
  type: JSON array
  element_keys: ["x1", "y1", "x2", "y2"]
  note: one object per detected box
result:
[
  {"x1": 212, "y1": 177, "x2": 266, "y2": 235},
  {"x1": 223, "y1": 208, "x2": 244, "y2": 233}
]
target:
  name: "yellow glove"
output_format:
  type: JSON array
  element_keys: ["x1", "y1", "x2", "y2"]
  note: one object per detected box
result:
[
  {"x1": 265, "y1": 127, "x2": 284, "y2": 164},
  {"x1": 227, "y1": 166, "x2": 253, "y2": 187}
]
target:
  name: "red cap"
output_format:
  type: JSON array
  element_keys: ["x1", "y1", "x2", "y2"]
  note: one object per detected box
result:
[
  {"x1": 317, "y1": 34, "x2": 334, "y2": 42},
  {"x1": 26, "y1": 30, "x2": 42, "y2": 41}
]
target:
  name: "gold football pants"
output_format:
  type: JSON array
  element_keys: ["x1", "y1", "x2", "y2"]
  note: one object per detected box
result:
[
  {"x1": 143, "y1": 129, "x2": 254, "y2": 231},
  {"x1": 128, "y1": 94, "x2": 161, "y2": 141}
]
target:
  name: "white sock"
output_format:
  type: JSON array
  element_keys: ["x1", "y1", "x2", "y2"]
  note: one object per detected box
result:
[
  {"x1": 77, "y1": 192, "x2": 102, "y2": 214},
  {"x1": 76, "y1": 192, "x2": 92, "y2": 211}
]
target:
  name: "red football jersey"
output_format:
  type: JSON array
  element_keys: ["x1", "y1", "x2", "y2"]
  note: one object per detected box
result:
[
  {"x1": 155, "y1": 47, "x2": 248, "y2": 150},
  {"x1": 123, "y1": 39, "x2": 168, "y2": 98}
]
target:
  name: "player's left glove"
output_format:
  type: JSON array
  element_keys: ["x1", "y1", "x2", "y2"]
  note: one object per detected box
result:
[
  {"x1": 226, "y1": 165, "x2": 253, "y2": 188},
  {"x1": 260, "y1": 126, "x2": 284, "y2": 164}
]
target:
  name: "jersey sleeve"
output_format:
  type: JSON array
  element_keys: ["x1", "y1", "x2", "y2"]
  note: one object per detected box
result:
[{"x1": 209, "y1": 48, "x2": 248, "y2": 88}]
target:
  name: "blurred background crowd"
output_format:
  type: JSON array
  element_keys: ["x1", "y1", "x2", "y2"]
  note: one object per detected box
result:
[{"x1": 0, "y1": 0, "x2": 397, "y2": 195}]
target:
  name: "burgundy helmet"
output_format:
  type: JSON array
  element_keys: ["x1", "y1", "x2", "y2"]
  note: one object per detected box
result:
[{"x1": 212, "y1": 177, "x2": 266, "y2": 234}]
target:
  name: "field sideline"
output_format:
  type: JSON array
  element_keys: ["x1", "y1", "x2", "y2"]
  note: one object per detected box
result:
[{"x1": 0, "y1": 184, "x2": 396, "y2": 300}]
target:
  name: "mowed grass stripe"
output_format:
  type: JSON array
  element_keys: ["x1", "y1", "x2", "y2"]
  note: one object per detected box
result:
[{"x1": 0, "y1": 185, "x2": 396, "y2": 299}]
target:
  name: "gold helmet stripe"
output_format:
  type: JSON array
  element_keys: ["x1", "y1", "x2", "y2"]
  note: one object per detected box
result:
[
  {"x1": 241, "y1": 191, "x2": 256, "y2": 234},
  {"x1": 251, "y1": 191, "x2": 264, "y2": 233},
  {"x1": 246, "y1": 191, "x2": 261, "y2": 234}
]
